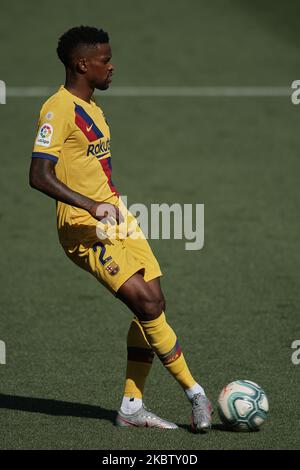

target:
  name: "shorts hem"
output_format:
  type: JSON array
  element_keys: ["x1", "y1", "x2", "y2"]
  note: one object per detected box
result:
[
  {"x1": 113, "y1": 267, "x2": 145, "y2": 294},
  {"x1": 113, "y1": 268, "x2": 163, "y2": 294},
  {"x1": 144, "y1": 270, "x2": 163, "y2": 283}
]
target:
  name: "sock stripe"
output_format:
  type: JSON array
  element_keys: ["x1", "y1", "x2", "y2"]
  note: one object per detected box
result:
[
  {"x1": 158, "y1": 339, "x2": 182, "y2": 365},
  {"x1": 127, "y1": 347, "x2": 155, "y2": 364}
]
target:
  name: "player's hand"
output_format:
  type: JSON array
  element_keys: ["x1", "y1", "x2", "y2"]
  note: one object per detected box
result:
[{"x1": 89, "y1": 201, "x2": 123, "y2": 224}]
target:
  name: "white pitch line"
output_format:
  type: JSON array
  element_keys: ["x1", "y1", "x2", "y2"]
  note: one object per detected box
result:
[{"x1": 6, "y1": 86, "x2": 291, "y2": 98}]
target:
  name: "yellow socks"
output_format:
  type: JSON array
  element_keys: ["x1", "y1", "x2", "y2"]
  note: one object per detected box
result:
[
  {"x1": 123, "y1": 317, "x2": 154, "y2": 399},
  {"x1": 123, "y1": 311, "x2": 197, "y2": 405},
  {"x1": 139, "y1": 312, "x2": 196, "y2": 390}
]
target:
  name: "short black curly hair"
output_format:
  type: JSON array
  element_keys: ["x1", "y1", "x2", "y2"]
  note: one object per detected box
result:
[{"x1": 57, "y1": 26, "x2": 109, "y2": 67}]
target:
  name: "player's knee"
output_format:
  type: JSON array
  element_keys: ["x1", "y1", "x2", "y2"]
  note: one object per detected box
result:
[{"x1": 137, "y1": 294, "x2": 165, "y2": 321}]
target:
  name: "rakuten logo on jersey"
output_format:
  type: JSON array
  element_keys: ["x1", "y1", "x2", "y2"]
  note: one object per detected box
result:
[{"x1": 87, "y1": 139, "x2": 110, "y2": 157}]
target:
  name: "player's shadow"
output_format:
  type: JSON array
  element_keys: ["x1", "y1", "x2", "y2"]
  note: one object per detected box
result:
[
  {"x1": 211, "y1": 423, "x2": 234, "y2": 432},
  {"x1": 177, "y1": 423, "x2": 235, "y2": 433},
  {"x1": 0, "y1": 393, "x2": 117, "y2": 424}
]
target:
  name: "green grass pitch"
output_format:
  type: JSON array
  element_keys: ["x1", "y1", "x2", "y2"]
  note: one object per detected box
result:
[{"x1": 0, "y1": 0, "x2": 300, "y2": 450}]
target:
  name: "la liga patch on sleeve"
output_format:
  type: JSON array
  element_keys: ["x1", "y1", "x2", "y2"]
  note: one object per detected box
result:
[{"x1": 36, "y1": 123, "x2": 53, "y2": 147}]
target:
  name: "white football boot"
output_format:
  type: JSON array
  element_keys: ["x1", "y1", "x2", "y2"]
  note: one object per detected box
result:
[{"x1": 116, "y1": 404, "x2": 178, "y2": 429}]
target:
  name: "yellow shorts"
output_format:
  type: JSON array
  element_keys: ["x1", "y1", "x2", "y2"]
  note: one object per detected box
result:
[{"x1": 62, "y1": 197, "x2": 162, "y2": 294}]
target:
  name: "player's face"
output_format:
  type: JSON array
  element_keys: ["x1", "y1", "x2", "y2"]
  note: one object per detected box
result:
[{"x1": 87, "y1": 43, "x2": 114, "y2": 90}]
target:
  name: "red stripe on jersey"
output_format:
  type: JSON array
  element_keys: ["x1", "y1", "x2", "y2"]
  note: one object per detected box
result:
[
  {"x1": 75, "y1": 113, "x2": 100, "y2": 142},
  {"x1": 99, "y1": 157, "x2": 119, "y2": 195}
]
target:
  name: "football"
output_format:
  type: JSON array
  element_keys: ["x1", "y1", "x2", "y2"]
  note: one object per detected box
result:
[{"x1": 217, "y1": 380, "x2": 269, "y2": 431}]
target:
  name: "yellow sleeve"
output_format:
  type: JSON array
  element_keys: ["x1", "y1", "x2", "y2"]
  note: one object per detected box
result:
[{"x1": 32, "y1": 98, "x2": 72, "y2": 164}]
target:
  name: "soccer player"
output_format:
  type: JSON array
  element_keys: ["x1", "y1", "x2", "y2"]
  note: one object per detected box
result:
[{"x1": 29, "y1": 26, "x2": 212, "y2": 431}]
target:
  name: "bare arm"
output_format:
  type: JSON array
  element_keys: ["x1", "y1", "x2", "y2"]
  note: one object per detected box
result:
[{"x1": 29, "y1": 158, "x2": 121, "y2": 222}]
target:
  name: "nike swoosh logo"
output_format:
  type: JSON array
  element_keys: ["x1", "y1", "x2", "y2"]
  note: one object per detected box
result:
[{"x1": 86, "y1": 123, "x2": 93, "y2": 132}]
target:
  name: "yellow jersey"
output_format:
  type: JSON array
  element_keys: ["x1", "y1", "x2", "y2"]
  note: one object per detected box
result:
[{"x1": 32, "y1": 86, "x2": 119, "y2": 246}]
